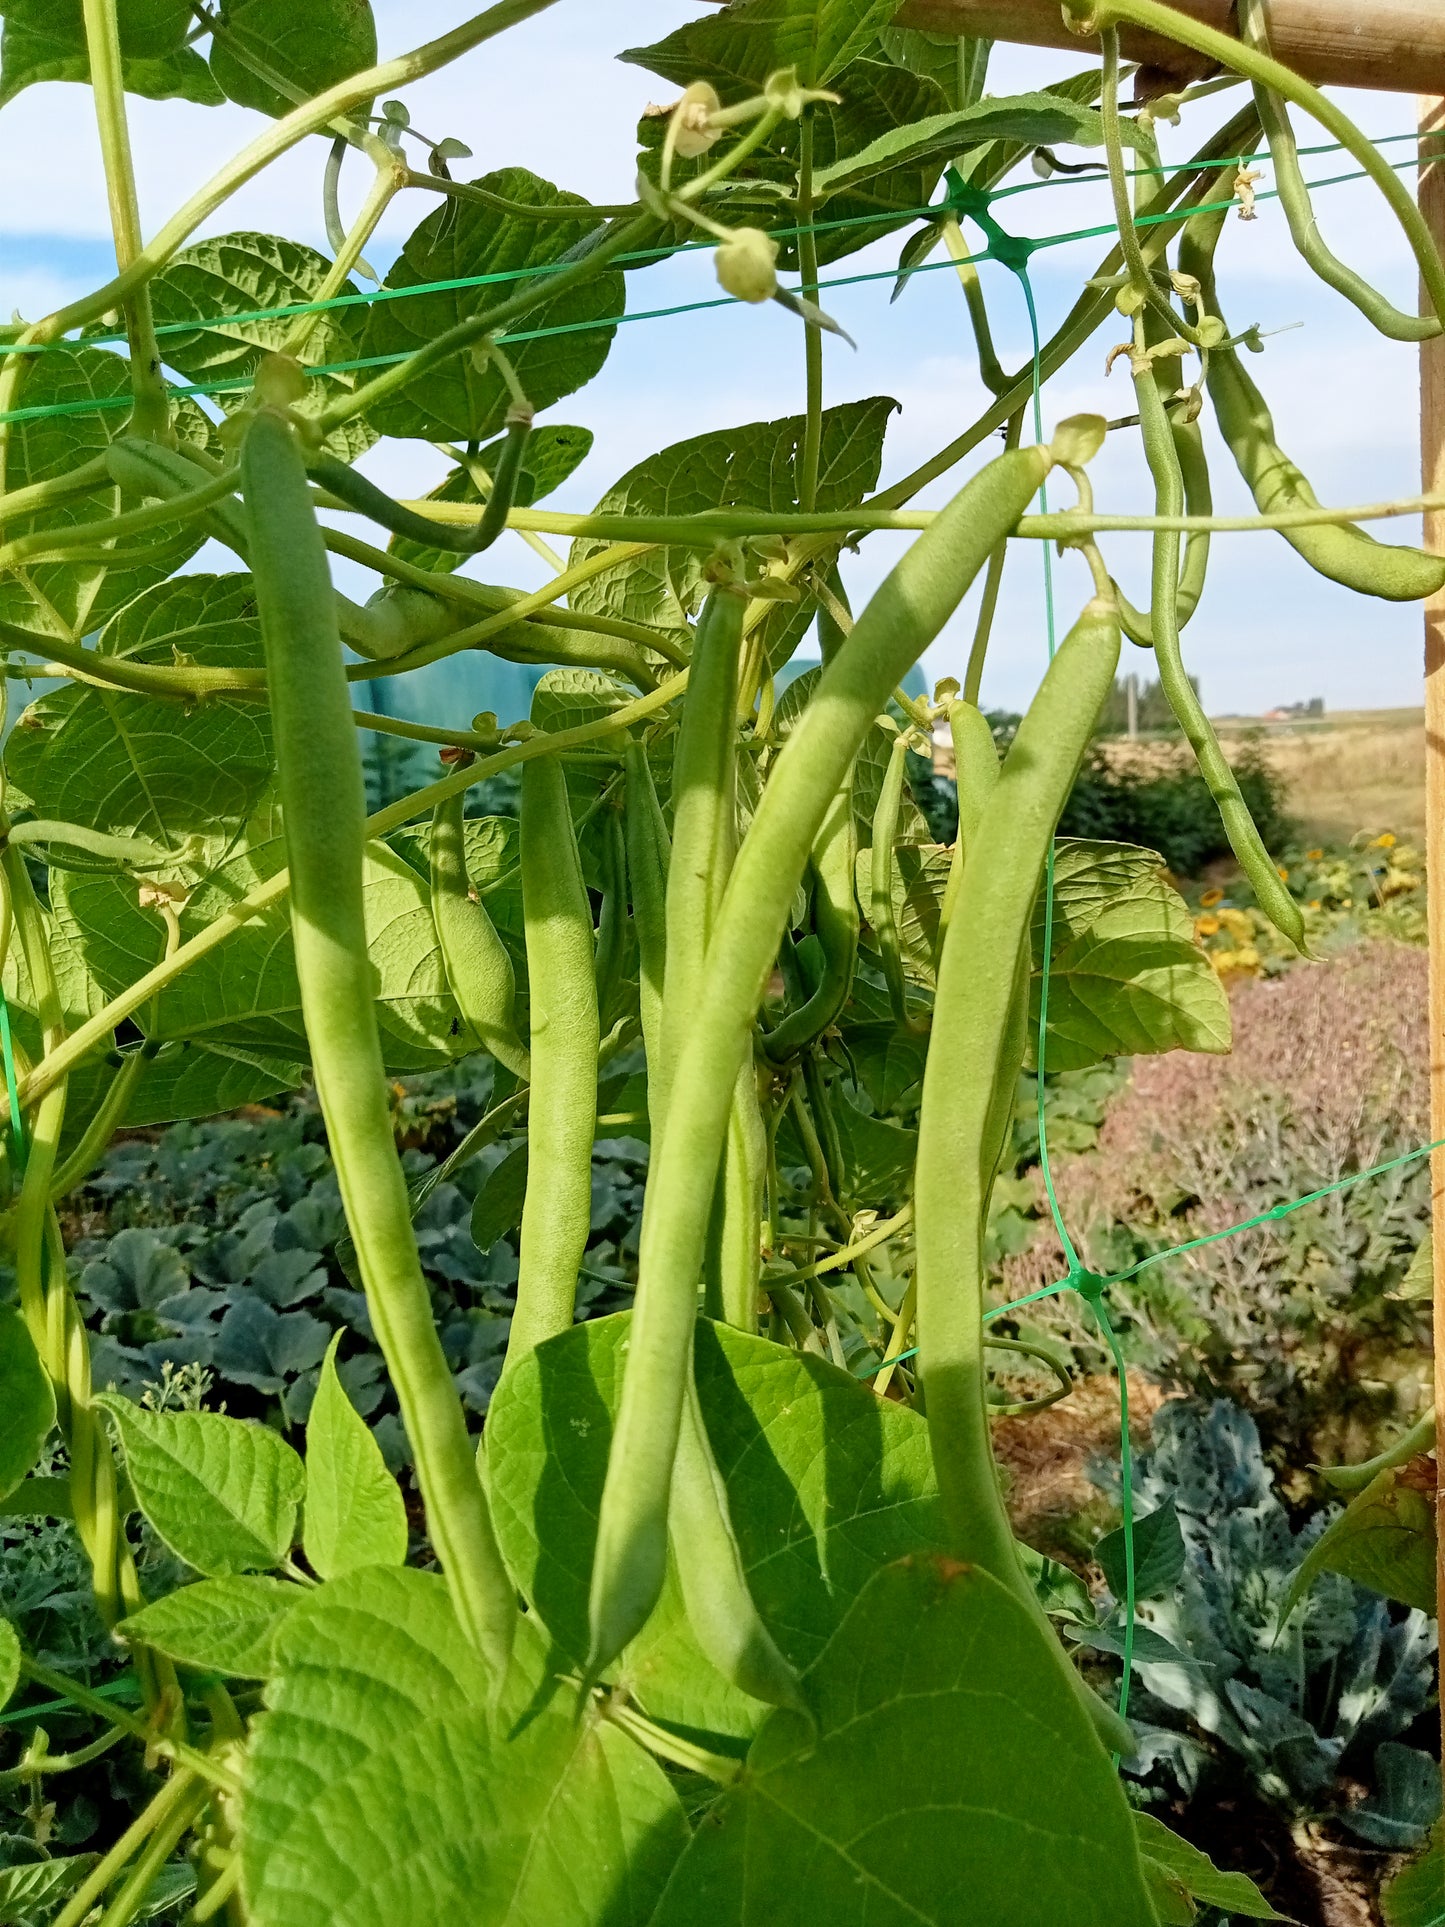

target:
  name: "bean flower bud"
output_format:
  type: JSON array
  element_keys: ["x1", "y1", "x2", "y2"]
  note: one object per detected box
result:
[{"x1": 715, "y1": 226, "x2": 779, "y2": 304}]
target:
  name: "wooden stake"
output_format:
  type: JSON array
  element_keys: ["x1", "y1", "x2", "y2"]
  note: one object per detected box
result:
[{"x1": 1422, "y1": 93, "x2": 1445, "y2": 1758}]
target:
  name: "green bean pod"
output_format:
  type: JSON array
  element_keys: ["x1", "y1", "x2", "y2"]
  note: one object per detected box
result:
[
  {"x1": 1114, "y1": 414, "x2": 1212, "y2": 648},
  {"x1": 670, "y1": 1375, "x2": 804, "y2": 1711},
  {"x1": 310, "y1": 409, "x2": 531, "y2": 555},
  {"x1": 429, "y1": 790, "x2": 530, "y2": 1082},
  {"x1": 701, "y1": 1063, "x2": 766, "y2": 1333},
  {"x1": 623, "y1": 742, "x2": 669, "y2": 1140},
  {"x1": 869, "y1": 726, "x2": 914, "y2": 1032},
  {"x1": 761, "y1": 777, "x2": 858, "y2": 1063},
  {"x1": 588, "y1": 439, "x2": 1052, "y2": 1677},
  {"x1": 916, "y1": 597, "x2": 1119, "y2": 1589},
  {"x1": 592, "y1": 801, "x2": 629, "y2": 1034},
  {"x1": 240, "y1": 394, "x2": 516, "y2": 1679},
  {"x1": 508, "y1": 755, "x2": 600, "y2": 1363},
  {"x1": 659, "y1": 585, "x2": 745, "y2": 1109},
  {"x1": 1180, "y1": 212, "x2": 1445, "y2": 604},
  {"x1": 936, "y1": 698, "x2": 999, "y2": 964},
  {"x1": 1130, "y1": 316, "x2": 1307, "y2": 951}
]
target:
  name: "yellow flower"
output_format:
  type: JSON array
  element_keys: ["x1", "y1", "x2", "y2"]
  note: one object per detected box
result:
[
  {"x1": 1200, "y1": 887, "x2": 1224, "y2": 908},
  {"x1": 1308, "y1": 900, "x2": 1321, "y2": 911},
  {"x1": 1373, "y1": 832, "x2": 1397, "y2": 849},
  {"x1": 1194, "y1": 915, "x2": 1221, "y2": 938},
  {"x1": 1306, "y1": 849, "x2": 1323, "y2": 862},
  {"x1": 1276, "y1": 867, "x2": 1289, "y2": 883}
]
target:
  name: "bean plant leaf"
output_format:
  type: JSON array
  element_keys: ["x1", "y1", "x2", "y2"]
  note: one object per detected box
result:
[
  {"x1": 0, "y1": 1856, "x2": 102, "y2": 1926},
  {"x1": 121, "y1": 1041, "x2": 303, "y2": 1129},
  {"x1": 6, "y1": 576, "x2": 273, "y2": 854},
  {"x1": 302, "y1": 1333, "x2": 408, "y2": 1580},
  {"x1": 1028, "y1": 839, "x2": 1232, "y2": 1071},
  {"x1": 389, "y1": 425, "x2": 593, "y2": 573},
  {"x1": 1385, "y1": 1822, "x2": 1445, "y2": 1927},
  {"x1": 623, "y1": 0, "x2": 900, "y2": 92},
  {"x1": 56, "y1": 833, "x2": 473, "y2": 1072},
  {"x1": 0, "y1": 1307, "x2": 55, "y2": 1502},
  {"x1": 569, "y1": 397, "x2": 897, "y2": 631},
  {"x1": 1281, "y1": 1463, "x2": 1437, "y2": 1621},
  {"x1": 96, "y1": 1395, "x2": 305, "y2": 1576},
  {"x1": 486, "y1": 1312, "x2": 946, "y2": 1739},
  {"x1": 0, "y1": 1617, "x2": 18, "y2": 1712},
  {"x1": 0, "y1": 347, "x2": 209, "y2": 639},
  {"x1": 470, "y1": 1142, "x2": 529, "y2": 1252},
  {"x1": 150, "y1": 233, "x2": 369, "y2": 445},
  {"x1": 811, "y1": 91, "x2": 1126, "y2": 199},
  {"x1": 1133, "y1": 1813, "x2": 1284, "y2": 1922},
  {"x1": 651, "y1": 1555, "x2": 1158, "y2": 1927},
  {"x1": 208, "y1": 0, "x2": 376, "y2": 118},
  {"x1": 0, "y1": 0, "x2": 219, "y2": 104},
  {"x1": 874, "y1": 22, "x2": 983, "y2": 108},
  {"x1": 359, "y1": 170, "x2": 623, "y2": 443},
  {"x1": 240, "y1": 1567, "x2": 687, "y2": 1927},
  {"x1": 1094, "y1": 1501, "x2": 1186, "y2": 1603},
  {"x1": 116, "y1": 1575, "x2": 300, "y2": 1677}
]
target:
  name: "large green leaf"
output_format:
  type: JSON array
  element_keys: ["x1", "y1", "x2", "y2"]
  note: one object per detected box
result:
[
  {"x1": 0, "y1": 1856, "x2": 101, "y2": 1927},
  {"x1": 55, "y1": 832, "x2": 472, "y2": 1072},
  {"x1": 0, "y1": 0, "x2": 219, "y2": 104},
  {"x1": 623, "y1": 0, "x2": 900, "y2": 92},
  {"x1": 209, "y1": 0, "x2": 375, "y2": 117},
  {"x1": 651, "y1": 1555, "x2": 1158, "y2": 1926},
  {"x1": 389, "y1": 424, "x2": 593, "y2": 573},
  {"x1": 7, "y1": 576, "x2": 273, "y2": 853},
  {"x1": 120, "y1": 1041, "x2": 303, "y2": 1128},
  {"x1": 1027, "y1": 839, "x2": 1232, "y2": 1072},
  {"x1": 97, "y1": 1395, "x2": 305, "y2": 1576},
  {"x1": 568, "y1": 397, "x2": 896, "y2": 631},
  {"x1": 302, "y1": 1334, "x2": 408, "y2": 1580},
  {"x1": 1133, "y1": 1813, "x2": 1284, "y2": 1922},
  {"x1": 0, "y1": 347, "x2": 209, "y2": 638},
  {"x1": 1386, "y1": 1824, "x2": 1445, "y2": 1927},
  {"x1": 0, "y1": 1617, "x2": 18, "y2": 1711},
  {"x1": 0, "y1": 1307, "x2": 54, "y2": 1502},
  {"x1": 239, "y1": 1567, "x2": 687, "y2": 1927},
  {"x1": 359, "y1": 170, "x2": 623, "y2": 443},
  {"x1": 117, "y1": 1575, "x2": 300, "y2": 1677},
  {"x1": 874, "y1": 23, "x2": 983, "y2": 108},
  {"x1": 1282, "y1": 1464, "x2": 1437, "y2": 1620},
  {"x1": 811, "y1": 90, "x2": 1124, "y2": 199},
  {"x1": 151, "y1": 234, "x2": 363, "y2": 408},
  {"x1": 486, "y1": 1313, "x2": 946, "y2": 1739}
]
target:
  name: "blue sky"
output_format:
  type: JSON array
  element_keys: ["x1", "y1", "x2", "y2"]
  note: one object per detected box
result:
[{"x1": 0, "y1": 0, "x2": 1431, "y2": 718}]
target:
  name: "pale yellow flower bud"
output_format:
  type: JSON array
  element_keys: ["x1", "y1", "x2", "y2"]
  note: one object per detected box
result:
[{"x1": 715, "y1": 227, "x2": 778, "y2": 304}]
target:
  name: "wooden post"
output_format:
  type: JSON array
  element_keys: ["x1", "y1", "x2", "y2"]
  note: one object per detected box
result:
[{"x1": 1422, "y1": 93, "x2": 1445, "y2": 1755}]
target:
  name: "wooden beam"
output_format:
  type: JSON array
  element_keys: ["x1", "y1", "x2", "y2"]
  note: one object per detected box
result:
[
  {"x1": 1422, "y1": 90, "x2": 1445, "y2": 1763},
  {"x1": 895, "y1": 0, "x2": 1445, "y2": 97}
]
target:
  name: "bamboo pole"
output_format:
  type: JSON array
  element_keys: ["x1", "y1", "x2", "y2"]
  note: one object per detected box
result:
[
  {"x1": 1423, "y1": 92, "x2": 1445, "y2": 1754},
  {"x1": 896, "y1": 0, "x2": 1445, "y2": 97}
]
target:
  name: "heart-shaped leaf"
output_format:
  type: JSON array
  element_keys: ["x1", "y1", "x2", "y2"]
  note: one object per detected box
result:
[
  {"x1": 302, "y1": 1334, "x2": 408, "y2": 1580},
  {"x1": 117, "y1": 1574, "x2": 300, "y2": 1677}
]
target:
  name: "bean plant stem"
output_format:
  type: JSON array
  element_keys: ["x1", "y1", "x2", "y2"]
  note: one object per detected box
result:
[{"x1": 797, "y1": 110, "x2": 823, "y2": 515}]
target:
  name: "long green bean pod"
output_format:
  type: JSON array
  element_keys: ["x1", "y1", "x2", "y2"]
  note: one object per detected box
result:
[
  {"x1": 1236, "y1": 0, "x2": 1437, "y2": 344},
  {"x1": 429, "y1": 788, "x2": 530, "y2": 1081},
  {"x1": 1129, "y1": 315, "x2": 1306, "y2": 951},
  {"x1": 1180, "y1": 210, "x2": 1445, "y2": 605},
  {"x1": 309, "y1": 410, "x2": 532, "y2": 553},
  {"x1": 701, "y1": 1063, "x2": 766, "y2": 1333},
  {"x1": 588, "y1": 439, "x2": 1052, "y2": 1675},
  {"x1": 761, "y1": 778, "x2": 857, "y2": 1063},
  {"x1": 658, "y1": 584, "x2": 745, "y2": 1113},
  {"x1": 915, "y1": 598, "x2": 1118, "y2": 1591},
  {"x1": 593, "y1": 801, "x2": 628, "y2": 1034},
  {"x1": 936, "y1": 698, "x2": 999, "y2": 963},
  {"x1": 670, "y1": 1377, "x2": 804, "y2": 1711},
  {"x1": 240, "y1": 385, "x2": 516, "y2": 1679},
  {"x1": 869, "y1": 725, "x2": 914, "y2": 1033},
  {"x1": 1113, "y1": 412, "x2": 1212, "y2": 648},
  {"x1": 623, "y1": 742, "x2": 669, "y2": 1140},
  {"x1": 508, "y1": 754, "x2": 599, "y2": 1363}
]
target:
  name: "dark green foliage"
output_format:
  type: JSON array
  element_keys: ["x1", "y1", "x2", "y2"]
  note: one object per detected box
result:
[{"x1": 1058, "y1": 740, "x2": 1294, "y2": 878}]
